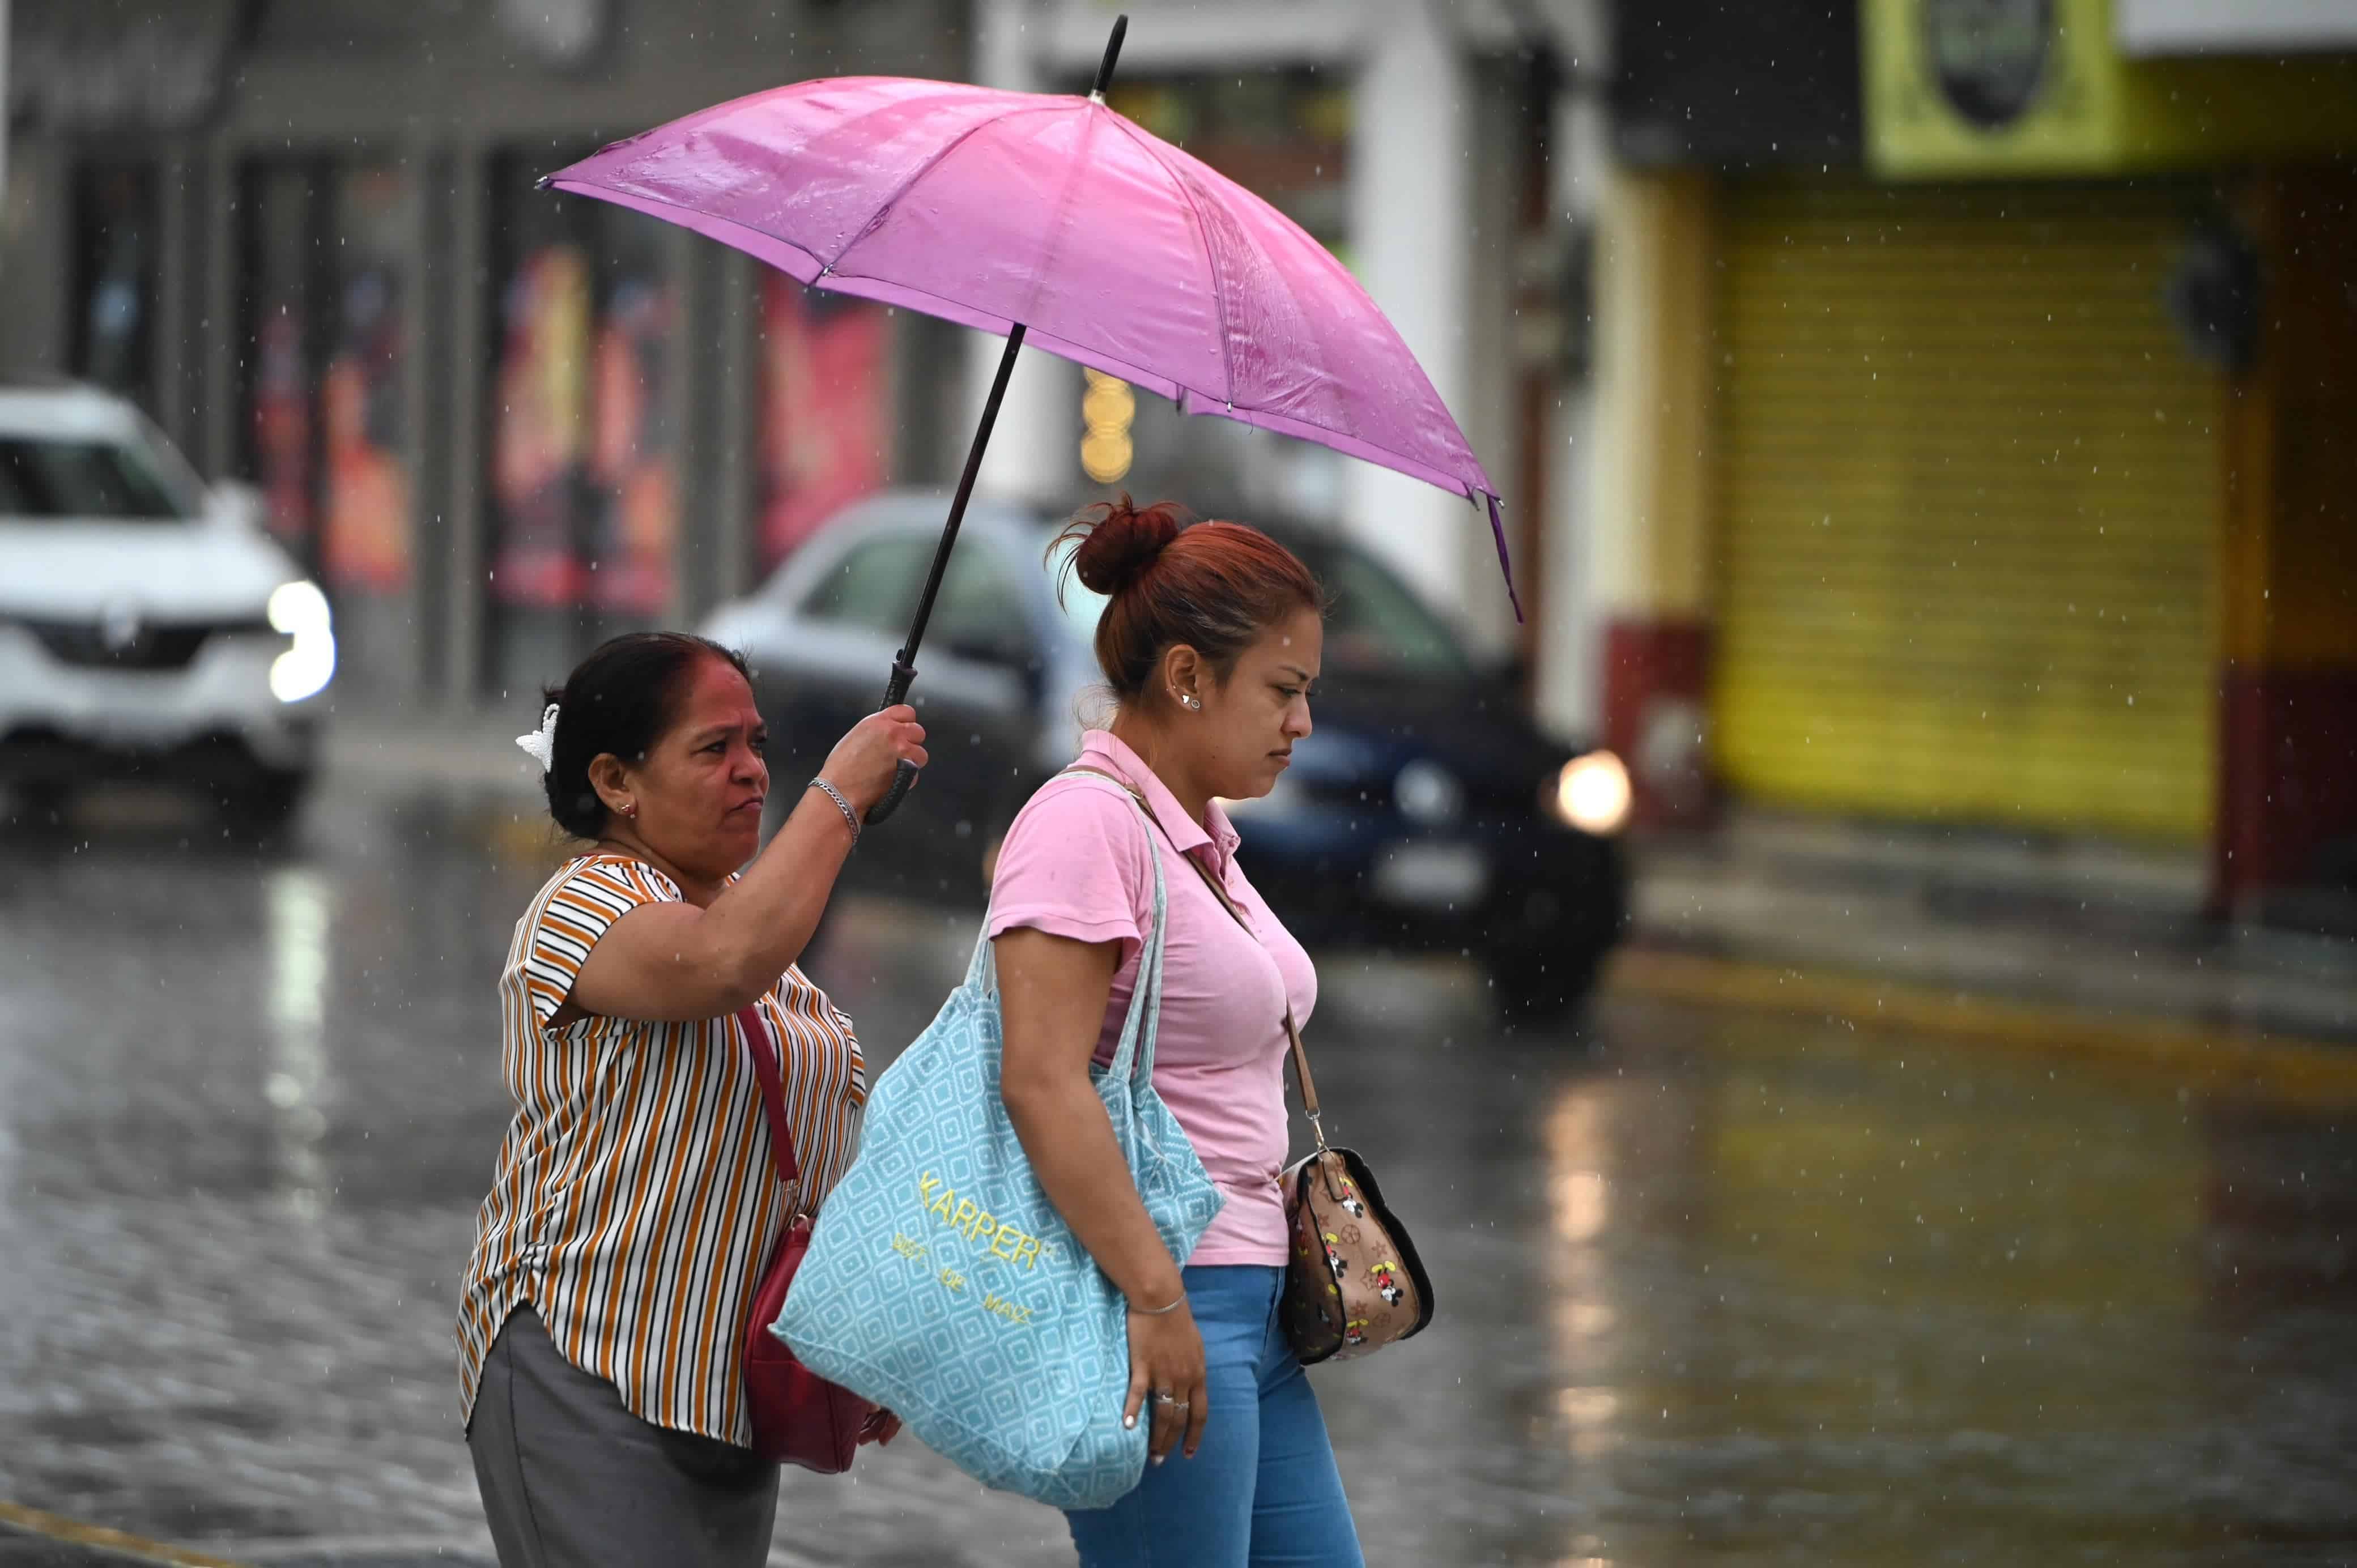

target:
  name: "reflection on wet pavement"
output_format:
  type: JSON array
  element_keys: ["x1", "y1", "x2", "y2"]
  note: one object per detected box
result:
[{"x1": 1, "y1": 787, "x2": 2351, "y2": 1566}]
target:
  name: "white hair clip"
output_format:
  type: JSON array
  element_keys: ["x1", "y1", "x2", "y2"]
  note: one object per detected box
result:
[{"x1": 516, "y1": 702, "x2": 560, "y2": 774}]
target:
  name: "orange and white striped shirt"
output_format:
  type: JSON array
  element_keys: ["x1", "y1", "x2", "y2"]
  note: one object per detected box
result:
[{"x1": 455, "y1": 854, "x2": 866, "y2": 1445}]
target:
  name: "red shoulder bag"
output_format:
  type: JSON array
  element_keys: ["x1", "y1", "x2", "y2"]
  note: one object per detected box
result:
[{"x1": 736, "y1": 1003, "x2": 873, "y2": 1473}]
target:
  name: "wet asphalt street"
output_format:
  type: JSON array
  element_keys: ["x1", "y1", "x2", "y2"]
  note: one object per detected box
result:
[{"x1": 2, "y1": 777, "x2": 2354, "y2": 1568}]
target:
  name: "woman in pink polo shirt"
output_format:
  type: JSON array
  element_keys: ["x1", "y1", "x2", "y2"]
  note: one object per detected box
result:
[{"x1": 989, "y1": 497, "x2": 1362, "y2": 1567}]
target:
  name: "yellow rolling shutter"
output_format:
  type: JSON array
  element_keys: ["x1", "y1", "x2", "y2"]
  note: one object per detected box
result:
[{"x1": 1709, "y1": 178, "x2": 2219, "y2": 842}]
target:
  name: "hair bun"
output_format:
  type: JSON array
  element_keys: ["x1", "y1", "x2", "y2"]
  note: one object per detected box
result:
[{"x1": 1067, "y1": 495, "x2": 1188, "y2": 596}]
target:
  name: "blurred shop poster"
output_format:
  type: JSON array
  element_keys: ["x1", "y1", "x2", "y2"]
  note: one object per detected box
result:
[
  {"x1": 252, "y1": 302, "x2": 310, "y2": 548},
  {"x1": 244, "y1": 165, "x2": 315, "y2": 555},
  {"x1": 586, "y1": 273, "x2": 678, "y2": 615},
  {"x1": 490, "y1": 235, "x2": 678, "y2": 612},
  {"x1": 759, "y1": 275, "x2": 888, "y2": 569},
  {"x1": 491, "y1": 244, "x2": 593, "y2": 607},
  {"x1": 320, "y1": 168, "x2": 414, "y2": 594}
]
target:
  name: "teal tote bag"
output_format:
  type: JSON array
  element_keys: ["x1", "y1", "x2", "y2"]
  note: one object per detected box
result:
[{"x1": 772, "y1": 778, "x2": 1224, "y2": 1509}]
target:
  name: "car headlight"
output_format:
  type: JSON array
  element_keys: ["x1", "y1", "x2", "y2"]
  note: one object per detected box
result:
[
  {"x1": 266, "y1": 580, "x2": 337, "y2": 703},
  {"x1": 1548, "y1": 751, "x2": 1631, "y2": 836}
]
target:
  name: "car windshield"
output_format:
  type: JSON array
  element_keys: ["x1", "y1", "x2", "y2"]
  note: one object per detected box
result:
[
  {"x1": 1303, "y1": 540, "x2": 1471, "y2": 678},
  {"x1": 0, "y1": 436, "x2": 198, "y2": 521},
  {"x1": 1052, "y1": 530, "x2": 1471, "y2": 679}
]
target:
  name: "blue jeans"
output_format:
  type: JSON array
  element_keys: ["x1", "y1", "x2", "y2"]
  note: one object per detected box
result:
[{"x1": 1066, "y1": 1266, "x2": 1365, "y2": 1568}]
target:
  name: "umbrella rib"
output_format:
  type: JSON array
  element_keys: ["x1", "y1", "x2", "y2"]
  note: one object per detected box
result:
[
  {"x1": 828, "y1": 100, "x2": 1072, "y2": 275},
  {"x1": 1102, "y1": 112, "x2": 1235, "y2": 410},
  {"x1": 575, "y1": 185, "x2": 827, "y2": 271}
]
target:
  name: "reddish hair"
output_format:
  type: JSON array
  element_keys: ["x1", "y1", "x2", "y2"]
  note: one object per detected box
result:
[{"x1": 1051, "y1": 495, "x2": 1324, "y2": 704}]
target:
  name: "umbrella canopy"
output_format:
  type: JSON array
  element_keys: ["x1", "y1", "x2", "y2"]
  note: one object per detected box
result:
[{"x1": 543, "y1": 73, "x2": 1515, "y2": 600}]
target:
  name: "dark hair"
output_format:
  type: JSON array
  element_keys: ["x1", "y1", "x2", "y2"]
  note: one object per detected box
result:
[
  {"x1": 1050, "y1": 495, "x2": 1323, "y2": 703},
  {"x1": 540, "y1": 632, "x2": 752, "y2": 839}
]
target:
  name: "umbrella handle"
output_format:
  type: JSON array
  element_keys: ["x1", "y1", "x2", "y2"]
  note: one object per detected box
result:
[
  {"x1": 867, "y1": 761, "x2": 918, "y2": 826},
  {"x1": 864, "y1": 658, "x2": 921, "y2": 825}
]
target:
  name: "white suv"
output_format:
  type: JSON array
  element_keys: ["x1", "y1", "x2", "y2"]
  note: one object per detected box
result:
[{"x1": 0, "y1": 381, "x2": 335, "y2": 834}]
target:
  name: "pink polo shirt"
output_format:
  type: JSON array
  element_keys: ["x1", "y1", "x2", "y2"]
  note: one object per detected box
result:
[{"x1": 985, "y1": 729, "x2": 1314, "y2": 1267}]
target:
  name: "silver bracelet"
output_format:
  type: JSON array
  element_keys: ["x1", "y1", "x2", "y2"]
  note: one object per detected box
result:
[
  {"x1": 1129, "y1": 1292, "x2": 1187, "y2": 1316},
  {"x1": 808, "y1": 777, "x2": 860, "y2": 846}
]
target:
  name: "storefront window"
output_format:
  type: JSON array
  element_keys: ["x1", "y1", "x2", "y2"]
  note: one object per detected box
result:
[
  {"x1": 322, "y1": 168, "x2": 415, "y2": 600},
  {"x1": 757, "y1": 276, "x2": 891, "y2": 570},
  {"x1": 238, "y1": 160, "x2": 418, "y2": 697},
  {"x1": 70, "y1": 163, "x2": 161, "y2": 408},
  {"x1": 1096, "y1": 70, "x2": 1352, "y2": 517},
  {"x1": 589, "y1": 255, "x2": 679, "y2": 615},
  {"x1": 1105, "y1": 70, "x2": 1350, "y2": 244},
  {"x1": 246, "y1": 166, "x2": 316, "y2": 555},
  {"x1": 487, "y1": 154, "x2": 679, "y2": 687}
]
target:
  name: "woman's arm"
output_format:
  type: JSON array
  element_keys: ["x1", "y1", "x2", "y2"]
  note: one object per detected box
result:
[
  {"x1": 996, "y1": 926, "x2": 1209, "y2": 1462},
  {"x1": 997, "y1": 928, "x2": 1178, "y2": 1304},
  {"x1": 566, "y1": 708, "x2": 926, "y2": 1022}
]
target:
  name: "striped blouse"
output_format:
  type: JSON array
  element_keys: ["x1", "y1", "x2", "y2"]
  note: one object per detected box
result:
[{"x1": 455, "y1": 854, "x2": 867, "y2": 1446}]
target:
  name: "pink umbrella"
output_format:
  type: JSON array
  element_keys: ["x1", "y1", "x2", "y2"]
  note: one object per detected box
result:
[{"x1": 544, "y1": 16, "x2": 1513, "y2": 820}]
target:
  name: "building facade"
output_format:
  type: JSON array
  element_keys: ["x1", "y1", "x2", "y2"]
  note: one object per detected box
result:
[
  {"x1": 1576, "y1": 0, "x2": 2357, "y2": 923},
  {"x1": 5, "y1": 0, "x2": 1605, "y2": 708},
  {"x1": 2, "y1": 0, "x2": 966, "y2": 705}
]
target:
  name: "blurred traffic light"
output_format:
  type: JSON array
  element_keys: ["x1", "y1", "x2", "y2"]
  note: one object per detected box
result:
[{"x1": 1080, "y1": 367, "x2": 1134, "y2": 484}]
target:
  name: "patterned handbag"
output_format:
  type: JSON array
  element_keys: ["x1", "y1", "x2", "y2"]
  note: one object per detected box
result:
[
  {"x1": 1079, "y1": 769, "x2": 1437, "y2": 1364},
  {"x1": 769, "y1": 778, "x2": 1224, "y2": 1509},
  {"x1": 1266, "y1": 1008, "x2": 1435, "y2": 1362}
]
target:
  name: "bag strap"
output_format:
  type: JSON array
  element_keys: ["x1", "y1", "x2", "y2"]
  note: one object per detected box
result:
[
  {"x1": 736, "y1": 1003, "x2": 808, "y2": 1220},
  {"x1": 1030, "y1": 772, "x2": 1171, "y2": 1086},
  {"x1": 1062, "y1": 767, "x2": 1329, "y2": 1153}
]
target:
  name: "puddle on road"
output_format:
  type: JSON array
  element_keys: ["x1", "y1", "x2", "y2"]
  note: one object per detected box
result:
[{"x1": 0, "y1": 806, "x2": 2350, "y2": 1565}]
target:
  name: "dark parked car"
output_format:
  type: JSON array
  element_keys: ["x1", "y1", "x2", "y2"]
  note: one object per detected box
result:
[{"x1": 701, "y1": 491, "x2": 1630, "y2": 1018}]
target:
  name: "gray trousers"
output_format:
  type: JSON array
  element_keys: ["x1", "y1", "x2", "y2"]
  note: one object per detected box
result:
[{"x1": 467, "y1": 1307, "x2": 780, "y2": 1568}]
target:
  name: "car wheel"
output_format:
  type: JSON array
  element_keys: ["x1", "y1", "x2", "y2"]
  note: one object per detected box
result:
[
  {"x1": 1488, "y1": 945, "x2": 1603, "y2": 1028},
  {"x1": 220, "y1": 769, "x2": 312, "y2": 841}
]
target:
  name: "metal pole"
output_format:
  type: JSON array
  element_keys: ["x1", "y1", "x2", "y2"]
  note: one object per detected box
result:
[
  {"x1": 864, "y1": 321, "x2": 1027, "y2": 824},
  {"x1": 863, "y1": 9, "x2": 1127, "y2": 826}
]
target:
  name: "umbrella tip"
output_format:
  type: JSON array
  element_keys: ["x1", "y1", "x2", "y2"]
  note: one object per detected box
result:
[
  {"x1": 1090, "y1": 14, "x2": 1128, "y2": 102},
  {"x1": 1483, "y1": 492, "x2": 1524, "y2": 624}
]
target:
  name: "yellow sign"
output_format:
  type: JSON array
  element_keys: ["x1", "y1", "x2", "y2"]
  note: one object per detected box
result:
[{"x1": 1862, "y1": 0, "x2": 2357, "y2": 178}]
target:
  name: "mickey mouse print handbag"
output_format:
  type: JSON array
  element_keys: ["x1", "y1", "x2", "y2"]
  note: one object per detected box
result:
[{"x1": 1178, "y1": 854, "x2": 1436, "y2": 1363}]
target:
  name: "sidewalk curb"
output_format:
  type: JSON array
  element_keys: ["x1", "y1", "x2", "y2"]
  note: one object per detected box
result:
[
  {"x1": 1606, "y1": 947, "x2": 2357, "y2": 1107},
  {"x1": 0, "y1": 1503, "x2": 248, "y2": 1568}
]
